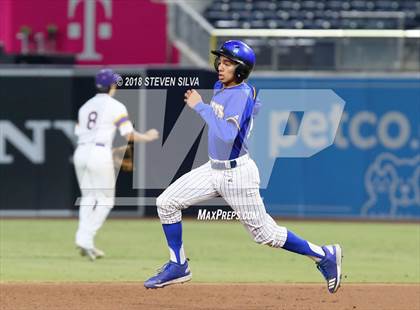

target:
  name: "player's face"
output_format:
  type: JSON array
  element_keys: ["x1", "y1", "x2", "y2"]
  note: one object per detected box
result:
[{"x1": 217, "y1": 56, "x2": 237, "y2": 86}]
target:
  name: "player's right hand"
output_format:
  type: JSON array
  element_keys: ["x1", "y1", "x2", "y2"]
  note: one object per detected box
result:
[{"x1": 184, "y1": 89, "x2": 202, "y2": 109}]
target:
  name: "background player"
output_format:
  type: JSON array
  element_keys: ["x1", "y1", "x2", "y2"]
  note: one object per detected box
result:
[
  {"x1": 144, "y1": 41, "x2": 342, "y2": 293},
  {"x1": 74, "y1": 68, "x2": 159, "y2": 261}
]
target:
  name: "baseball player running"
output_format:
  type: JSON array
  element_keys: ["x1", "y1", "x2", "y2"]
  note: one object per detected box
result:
[
  {"x1": 74, "y1": 69, "x2": 159, "y2": 261},
  {"x1": 144, "y1": 41, "x2": 342, "y2": 293}
]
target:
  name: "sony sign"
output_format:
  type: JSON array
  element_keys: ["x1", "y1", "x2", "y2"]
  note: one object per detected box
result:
[{"x1": 0, "y1": 120, "x2": 76, "y2": 164}]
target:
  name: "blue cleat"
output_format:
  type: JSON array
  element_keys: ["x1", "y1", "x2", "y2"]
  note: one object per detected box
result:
[
  {"x1": 144, "y1": 261, "x2": 192, "y2": 289},
  {"x1": 317, "y1": 244, "x2": 343, "y2": 293}
]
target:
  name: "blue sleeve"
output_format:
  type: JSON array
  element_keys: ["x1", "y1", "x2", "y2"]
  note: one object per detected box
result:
[{"x1": 194, "y1": 102, "x2": 238, "y2": 143}]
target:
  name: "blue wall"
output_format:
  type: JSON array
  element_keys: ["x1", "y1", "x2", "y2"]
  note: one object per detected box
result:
[{"x1": 249, "y1": 76, "x2": 420, "y2": 219}]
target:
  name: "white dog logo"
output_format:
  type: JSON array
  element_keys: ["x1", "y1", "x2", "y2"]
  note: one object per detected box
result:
[{"x1": 362, "y1": 153, "x2": 420, "y2": 217}]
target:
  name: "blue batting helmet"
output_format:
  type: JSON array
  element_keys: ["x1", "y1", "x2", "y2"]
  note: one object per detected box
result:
[{"x1": 211, "y1": 40, "x2": 256, "y2": 81}]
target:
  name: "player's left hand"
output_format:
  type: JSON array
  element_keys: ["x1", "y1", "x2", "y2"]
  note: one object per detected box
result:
[
  {"x1": 145, "y1": 128, "x2": 159, "y2": 141},
  {"x1": 184, "y1": 89, "x2": 202, "y2": 108}
]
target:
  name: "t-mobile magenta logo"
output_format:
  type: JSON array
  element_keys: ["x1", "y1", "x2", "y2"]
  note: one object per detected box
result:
[{"x1": 67, "y1": 0, "x2": 113, "y2": 61}]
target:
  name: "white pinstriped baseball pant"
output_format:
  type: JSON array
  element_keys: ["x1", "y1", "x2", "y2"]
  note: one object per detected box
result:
[{"x1": 157, "y1": 155, "x2": 288, "y2": 248}]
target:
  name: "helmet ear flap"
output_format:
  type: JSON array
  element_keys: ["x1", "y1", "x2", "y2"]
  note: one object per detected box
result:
[{"x1": 234, "y1": 64, "x2": 249, "y2": 83}]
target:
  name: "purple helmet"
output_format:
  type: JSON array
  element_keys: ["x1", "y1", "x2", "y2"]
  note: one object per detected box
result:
[{"x1": 95, "y1": 69, "x2": 121, "y2": 88}]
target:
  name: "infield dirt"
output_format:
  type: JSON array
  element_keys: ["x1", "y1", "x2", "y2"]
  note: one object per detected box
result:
[{"x1": 1, "y1": 283, "x2": 419, "y2": 310}]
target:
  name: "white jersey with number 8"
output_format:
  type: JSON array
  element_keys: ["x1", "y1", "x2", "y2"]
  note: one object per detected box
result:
[{"x1": 75, "y1": 93, "x2": 134, "y2": 146}]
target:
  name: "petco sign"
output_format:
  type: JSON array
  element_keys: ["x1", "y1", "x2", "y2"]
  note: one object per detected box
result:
[{"x1": 247, "y1": 76, "x2": 420, "y2": 219}]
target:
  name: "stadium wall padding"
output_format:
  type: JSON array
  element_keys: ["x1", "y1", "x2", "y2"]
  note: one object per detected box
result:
[
  {"x1": 249, "y1": 76, "x2": 420, "y2": 220},
  {"x1": 0, "y1": 71, "x2": 419, "y2": 220}
]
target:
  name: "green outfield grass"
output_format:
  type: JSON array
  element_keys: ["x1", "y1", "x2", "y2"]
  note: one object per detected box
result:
[{"x1": 0, "y1": 219, "x2": 419, "y2": 283}]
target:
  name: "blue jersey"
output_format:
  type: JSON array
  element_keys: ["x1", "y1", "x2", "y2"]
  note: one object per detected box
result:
[{"x1": 194, "y1": 81, "x2": 260, "y2": 160}]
